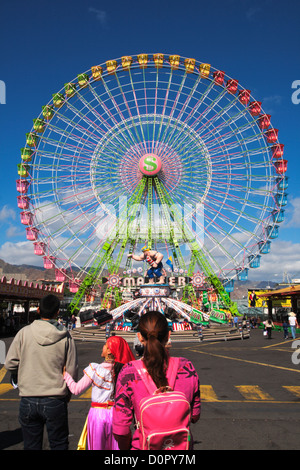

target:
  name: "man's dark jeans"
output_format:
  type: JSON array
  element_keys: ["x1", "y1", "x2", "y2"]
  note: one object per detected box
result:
[{"x1": 19, "y1": 396, "x2": 69, "y2": 450}]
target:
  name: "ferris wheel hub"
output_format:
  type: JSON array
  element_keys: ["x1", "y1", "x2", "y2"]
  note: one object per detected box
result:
[{"x1": 138, "y1": 153, "x2": 162, "y2": 176}]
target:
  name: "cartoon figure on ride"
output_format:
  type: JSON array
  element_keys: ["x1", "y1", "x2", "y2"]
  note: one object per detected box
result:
[{"x1": 128, "y1": 246, "x2": 166, "y2": 282}]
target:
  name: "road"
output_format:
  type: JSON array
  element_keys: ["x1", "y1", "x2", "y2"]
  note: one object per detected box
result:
[{"x1": 1, "y1": 327, "x2": 300, "y2": 451}]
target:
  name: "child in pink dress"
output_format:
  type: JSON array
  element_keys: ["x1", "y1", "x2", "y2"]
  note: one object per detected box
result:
[{"x1": 64, "y1": 335, "x2": 134, "y2": 450}]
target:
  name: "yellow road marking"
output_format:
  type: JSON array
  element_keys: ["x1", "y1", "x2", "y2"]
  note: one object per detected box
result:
[
  {"x1": 0, "y1": 366, "x2": 7, "y2": 383},
  {"x1": 236, "y1": 385, "x2": 273, "y2": 401},
  {"x1": 0, "y1": 383, "x2": 13, "y2": 395},
  {"x1": 79, "y1": 387, "x2": 92, "y2": 399},
  {"x1": 189, "y1": 348, "x2": 300, "y2": 374},
  {"x1": 283, "y1": 386, "x2": 300, "y2": 398},
  {"x1": 262, "y1": 339, "x2": 296, "y2": 349}
]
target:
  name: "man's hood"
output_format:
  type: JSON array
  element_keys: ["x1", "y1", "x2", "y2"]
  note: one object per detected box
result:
[{"x1": 30, "y1": 319, "x2": 68, "y2": 346}]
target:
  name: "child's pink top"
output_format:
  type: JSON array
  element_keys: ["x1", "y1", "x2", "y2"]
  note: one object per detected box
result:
[
  {"x1": 112, "y1": 356, "x2": 200, "y2": 450},
  {"x1": 64, "y1": 362, "x2": 114, "y2": 403}
]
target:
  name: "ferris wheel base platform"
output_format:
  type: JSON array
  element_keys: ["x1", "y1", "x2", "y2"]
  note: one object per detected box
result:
[
  {"x1": 108, "y1": 293, "x2": 230, "y2": 326},
  {"x1": 71, "y1": 323, "x2": 250, "y2": 343}
]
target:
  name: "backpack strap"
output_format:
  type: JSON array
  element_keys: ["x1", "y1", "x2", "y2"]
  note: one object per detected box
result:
[
  {"x1": 133, "y1": 357, "x2": 180, "y2": 394},
  {"x1": 166, "y1": 356, "x2": 180, "y2": 389}
]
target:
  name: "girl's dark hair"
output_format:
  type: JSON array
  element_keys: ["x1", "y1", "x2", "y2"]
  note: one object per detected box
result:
[
  {"x1": 111, "y1": 362, "x2": 123, "y2": 398},
  {"x1": 138, "y1": 311, "x2": 170, "y2": 388}
]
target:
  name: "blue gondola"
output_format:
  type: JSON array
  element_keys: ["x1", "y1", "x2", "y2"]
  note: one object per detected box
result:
[
  {"x1": 272, "y1": 209, "x2": 285, "y2": 223},
  {"x1": 276, "y1": 192, "x2": 288, "y2": 206},
  {"x1": 236, "y1": 268, "x2": 248, "y2": 281},
  {"x1": 258, "y1": 240, "x2": 271, "y2": 254},
  {"x1": 248, "y1": 254, "x2": 261, "y2": 268},
  {"x1": 277, "y1": 176, "x2": 289, "y2": 191},
  {"x1": 266, "y1": 225, "x2": 279, "y2": 239},
  {"x1": 223, "y1": 278, "x2": 234, "y2": 293}
]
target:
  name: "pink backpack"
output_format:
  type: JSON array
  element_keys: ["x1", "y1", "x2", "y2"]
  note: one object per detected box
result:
[{"x1": 133, "y1": 357, "x2": 191, "y2": 450}]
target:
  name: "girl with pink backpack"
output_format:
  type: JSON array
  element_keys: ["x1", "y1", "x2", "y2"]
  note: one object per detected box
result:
[{"x1": 112, "y1": 311, "x2": 201, "y2": 450}]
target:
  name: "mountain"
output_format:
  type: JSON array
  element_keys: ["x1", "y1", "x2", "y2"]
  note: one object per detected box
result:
[
  {"x1": 0, "y1": 259, "x2": 115, "y2": 283},
  {"x1": 0, "y1": 259, "x2": 282, "y2": 295},
  {"x1": 0, "y1": 258, "x2": 55, "y2": 282},
  {"x1": 231, "y1": 280, "x2": 278, "y2": 301}
]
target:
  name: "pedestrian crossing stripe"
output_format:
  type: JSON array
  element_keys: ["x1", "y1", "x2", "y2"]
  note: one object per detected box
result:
[
  {"x1": 1, "y1": 362, "x2": 300, "y2": 403},
  {"x1": 200, "y1": 385, "x2": 219, "y2": 402},
  {"x1": 79, "y1": 387, "x2": 92, "y2": 399},
  {"x1": 282, "y1": 386, "x2": 300, "y2": 398},
  {"x1": 0, "y1": 383, "x2": 13, "y2": 395},
  {"x1": 235, "y1": 385, "x2": 273, "y2": 401},
  {"x1": 1, "y1": 385, "x2": 300, "y2": 402},
  {"x1": 1, "y1": 383, "x2": 300, "y2": 402},
  {"x1": 76, "y1": 385, "x2": 300, "y2": 402},
  {"x1": 199, "y1": 385, "x2": 300, "y2": 402}
]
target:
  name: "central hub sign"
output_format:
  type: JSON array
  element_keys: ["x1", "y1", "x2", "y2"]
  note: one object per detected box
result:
[{"x1": 138, "y1": 154, "x2": 162, "y2": 176}]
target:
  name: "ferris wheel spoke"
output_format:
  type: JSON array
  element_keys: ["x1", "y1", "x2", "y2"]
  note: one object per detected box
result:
[
  {"x1": 176, "y1": 75, "x2": 211, "y2": 125},
  {"x1": 201, "y1": 201, "x2": 270, "y2": 252},
  {"x1": 154, "y1": 74, "x2": 190, "y2": 149},
  {"x1": 194, "y1": 93, "x2": 246, "y2": 136},
  {"x1": 82, "y1": 85, "x2": 139, "y2": 152},
  {"x1": 101, "y1": 73, "x2": 145, "y2": 149},
  {"x1": 73, "y1": 83, "x2": 140, "y2": 156},
  {"x1": 114, "y1": 72, "x2": 147, "y2": 147},
  {"x1": 51, "y1": 107, "x2": 106, "y2": 144},
  {"x1": 41, "y1": 121, "x2": 98, "y2": 152},
  {"x1": 64, "y1": 96, "x2": 113, "y2": 137},
  {"x1": 34, "y1": 134, "x2": 95, "y2": 159},
  {"x1": 187, "y1": 85, "x2": 228, "y2": 131}
]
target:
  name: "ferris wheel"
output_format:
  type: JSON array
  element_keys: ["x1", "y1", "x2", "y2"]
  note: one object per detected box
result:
[{"x1": 16, "y1": 53, "x2": 288, "y2": 304}]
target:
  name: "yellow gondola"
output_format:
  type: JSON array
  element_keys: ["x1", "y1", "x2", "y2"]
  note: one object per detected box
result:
[
  {"x1": 137, "y1": 54, "x2": 148, "y2": 68},
  {"x1": 184, "y1": 58, "x2": 195, "y2": 73},
  {"x1": 169, "y1": 55, "x2": 180, "y2": 70},
  {"x1": 121, "y1": 56, "x2": 132, "y2": 70},
  {"x1": 153, "y1": 53, "x2": 164, "y2": 68},
  {"x1": 106, "y1": 60, "x2": 117, "y2": 74},
  {"x1": 91, "y1": 66, "x2": 103, "y2": 80}
]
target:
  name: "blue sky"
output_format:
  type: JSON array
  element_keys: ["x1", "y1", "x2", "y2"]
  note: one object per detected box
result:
[{"x1": 0, "y1": 0, "x2": 299, "y2": 283}]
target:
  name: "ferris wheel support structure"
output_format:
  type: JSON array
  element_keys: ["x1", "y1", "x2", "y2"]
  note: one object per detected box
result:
[
  {"x1": 69, "y1": 172, "x2": 239, "y2": 315},
  {"x1": 69, "y1": 177, "x2": 146, "y2": 312}
]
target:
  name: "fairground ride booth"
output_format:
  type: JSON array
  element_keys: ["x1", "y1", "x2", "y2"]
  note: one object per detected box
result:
[
  {"x1": 0, "y1": 276, "x2": 64, "y2": 324},
  {"x1": 256, "y1": 285, "x2": 300, "y2": 322}
]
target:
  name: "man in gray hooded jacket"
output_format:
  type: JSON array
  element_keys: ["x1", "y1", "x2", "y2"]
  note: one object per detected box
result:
[{"x1": 5, "y1": 294, "x2": 78, "y2": 450}]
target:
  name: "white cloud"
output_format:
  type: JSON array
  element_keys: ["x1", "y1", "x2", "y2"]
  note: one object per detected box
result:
[
  {"x1": 0, "y1": 205, "x2": 16, "y2": 222},
  {"x1": 0, "y1": 241, "x2": 43, "y2": 266},
  {"x1": 283, "y1": 197, "x2": 300, "y2": 228},
  {"x1": 262, "y1": 95, "x2": 283, "y2": 114},
  {"x1": 248, "y1": 239, "x2": 300, "y2": 281},
  {"x1": 88, "y1": 8, "x2": 108, "y2": 28},
  {"x1": 5, "y1": 225, "x2": 24, "y2": 238}
]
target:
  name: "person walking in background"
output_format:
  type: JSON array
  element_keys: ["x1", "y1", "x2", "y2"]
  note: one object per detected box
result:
[
  {"x1": 283, "y1": 317, "x2": 289, "y2": 339},
  {"x1": 249, "y1": 290, "x2": 257, "y2": 307},
  {"x1": 112, "y1": 311, "x2": 200, "y2": 450},
  {"x1": 4, "y1": 294, "x2": 78, "y2": 450},
  {"x1": 64, "y1": 335, "x2": 135, "y2": 450},
  {"x1": 264, "y1": 318, "x2": 274, "y2": 339},
  {"x1": 289, "y1": 312, "x2": 298, "y2": 339}
]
